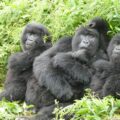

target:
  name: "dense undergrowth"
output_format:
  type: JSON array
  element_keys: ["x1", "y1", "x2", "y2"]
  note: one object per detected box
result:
[
  {"x1": 1, "y1": 0, "x2": 120, "y2": 120},
  {"x1": 53, "y1": 90, "x2": 120, "y2": 120}
]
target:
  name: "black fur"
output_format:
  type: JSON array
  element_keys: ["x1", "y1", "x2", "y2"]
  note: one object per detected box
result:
[
  {"x1": 88, "y1": 17, "x2": 110, "y2": 52},
  {"x1": 0, "y1": 23, "x2": 52, "y2": 101},
  {"x1": 33, "y1": 26, "x2": 108, "y2": 103},
  {"x1": 26, "y1": 37, "x2": 72, "y2": 109},
  {"x1": 90, "y1": 34, "x2": 120, "y2": 98}
]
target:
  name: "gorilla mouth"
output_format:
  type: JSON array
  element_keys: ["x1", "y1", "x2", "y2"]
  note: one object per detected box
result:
[
  {"x1": 113, "y1": 51, "x2": 120, "y2": 55},
  {"x1": 80, "y1": 47, "x2": 89, "y2": 50},
  {"x1": 26, "y1": 44, "x2": 33, "y2": 49}
]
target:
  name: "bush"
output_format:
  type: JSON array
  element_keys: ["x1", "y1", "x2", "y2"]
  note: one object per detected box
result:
[{"x1": 0, "y1": 99, "x2": 34, "y2": 120}]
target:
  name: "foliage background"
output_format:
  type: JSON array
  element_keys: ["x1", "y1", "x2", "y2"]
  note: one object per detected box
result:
[{"x1": 0, "y1": 0, "x2": 120, "y2": 84}]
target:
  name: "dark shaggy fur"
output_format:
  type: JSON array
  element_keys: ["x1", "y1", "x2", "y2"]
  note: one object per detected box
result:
[
  {"x1": 90, "y1": 34, "x2": 120, "y2": 98},
  {"x1": 0, "y1": 23, "x2": 52, "y2": 101}
]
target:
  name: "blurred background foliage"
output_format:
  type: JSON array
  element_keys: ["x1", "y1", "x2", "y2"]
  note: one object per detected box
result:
[{"x1": 0, "y1": 0, "x2": 120, "y2": 84}]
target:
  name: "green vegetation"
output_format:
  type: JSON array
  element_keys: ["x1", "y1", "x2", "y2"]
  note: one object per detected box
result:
[
  {"x1": 53, "y1": 90, "x2": 120, "y2": 120},
  {"x1": 0, "y1": 99, "x2": 34, "y2": 120},
  {"x1": 1, "y1": 0, "x2": 120, "y2": 120}
]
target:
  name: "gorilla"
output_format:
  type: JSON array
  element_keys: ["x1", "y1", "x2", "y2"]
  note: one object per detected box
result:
[
  {"x1": 0, "y1": 23, "x2": 52, "y2": 101},
  {"x1": 33, "y1": 24, "x2": 109, "y2": 103},
  {"x1": 32, "y1": 17, "x2": 109, "y2": 102},
  {"x1": 91, "y1": 34, "x2": 120, "y2": 98},
  {"x1": 25, "y1": 36, "x2": 72, "y2": 109}
]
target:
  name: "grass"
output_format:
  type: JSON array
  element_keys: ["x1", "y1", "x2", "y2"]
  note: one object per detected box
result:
[
  {"x1": 53, "y1": 90, "x2": 120, "y2": 120},
  {"x1": 0, "y1": 100, "x2": 34, "y2": 120},
  {"x1": 1, "y1": 90, "x2": 120, "y2": 120}
]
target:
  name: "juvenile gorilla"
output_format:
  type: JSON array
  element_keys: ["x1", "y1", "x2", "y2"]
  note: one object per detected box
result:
[
  {"x1": 0, "y1": 23, "x2": 52, "y2": 101},
  {"x1": 91, "y1": 34, "x2": 120, "y2": 98}
]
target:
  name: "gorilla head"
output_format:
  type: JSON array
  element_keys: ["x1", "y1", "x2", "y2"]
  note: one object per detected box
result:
[
  {"x1": 88, "y1": 17, "x2": 110, "y2": 52},
  {"x1": 72, "y1": 27, "x2": 99, "y2": 57},
  {"x1": 88, "y1": 17, "x2": 109, "y2": 34},
  {"x1": 107, "y1": 34, "x2": 120, "y2": 64},
  {"x1": 21, "y1": 23, "x2": 52, "y2": 51}
]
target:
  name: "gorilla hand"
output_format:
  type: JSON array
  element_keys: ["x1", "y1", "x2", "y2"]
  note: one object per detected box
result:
[{"x1": 72, "y1": 49, "x2": 89, "y2": 63}]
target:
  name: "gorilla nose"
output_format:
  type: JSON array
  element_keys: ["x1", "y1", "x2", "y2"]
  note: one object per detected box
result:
[{"x1": 83, "y1": 40, "x2": 89, "y2": 45}]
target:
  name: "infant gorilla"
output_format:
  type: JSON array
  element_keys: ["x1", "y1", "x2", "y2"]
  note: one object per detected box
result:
[
  {"x1": 0, "y1": 23, "x2": 52, "y2": 101},
  {"x1": 90, "y1": 34, "x2": 120, "y2": 98}
]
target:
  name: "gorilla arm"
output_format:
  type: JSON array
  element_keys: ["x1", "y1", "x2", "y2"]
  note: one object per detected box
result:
[
  {"x1": 90, "y1": 59, "x2": 110, "y2": 93},
  {"x1": 8, "y1": 52, "x2": 34, "y2": 71},
  {"x1": 33, "y1": 51, "x2": 74, "y2": 101},
  {"x1": 52, "y1": 50, "x2": 91, "y2": 85}
]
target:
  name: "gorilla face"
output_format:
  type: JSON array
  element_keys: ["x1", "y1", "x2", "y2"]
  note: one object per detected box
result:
[
  {"x1": 111, "y1": 44, "x2": 120, "y2": 63},
  {"x1": 79, "y1": 35, "x2": 99, "y2": 56},
  {"x1": 72, "y1": 27, "x2": 99, "y2": 57},
  {"x1": 25, "y1": 32, "x2": 44, "y2": 50},
  {"x1": 107, "y1": 34, "x2": 120, "y2": 63},
  {"x1": 21, "y1": 23, "x2": 51, "y2": 51}
]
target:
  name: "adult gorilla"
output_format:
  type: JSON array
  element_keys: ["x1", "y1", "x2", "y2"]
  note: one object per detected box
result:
[
  {"x1": 0, "y1": 23, "x2": 52, "y2": 101},
  {"x1": 90, "y1": 34, "x2": 120, "y2": 98},
  {"x1": 25, "y1": 36, "x2": 72, "y2": 109},
  {"x1": 33, "y1": 25, "x2": 109, "y2": 102},
  {"x1": 17, "y1": 36, "x2": 73, "y2": 120}
]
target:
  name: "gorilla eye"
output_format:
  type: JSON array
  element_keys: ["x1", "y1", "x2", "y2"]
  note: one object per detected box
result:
[{"x1": 89, "y1": 22, "x2": 95, "y2": 28}]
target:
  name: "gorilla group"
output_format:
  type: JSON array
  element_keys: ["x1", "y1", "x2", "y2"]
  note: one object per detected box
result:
[
  {"x1": 21, "y1": 17, "x2": 109, "y2": 120},
  {"x1": 90, "y1": 34, "x2": 120, "y2": 99},
  {"x1": 0, "y1": 17, "x2": 110, "y2": 120}
]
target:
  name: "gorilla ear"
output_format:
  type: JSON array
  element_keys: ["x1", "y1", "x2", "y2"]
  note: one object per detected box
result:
[{"x1": 89, "y1": 22, "x2": 96, "y2": 28}]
